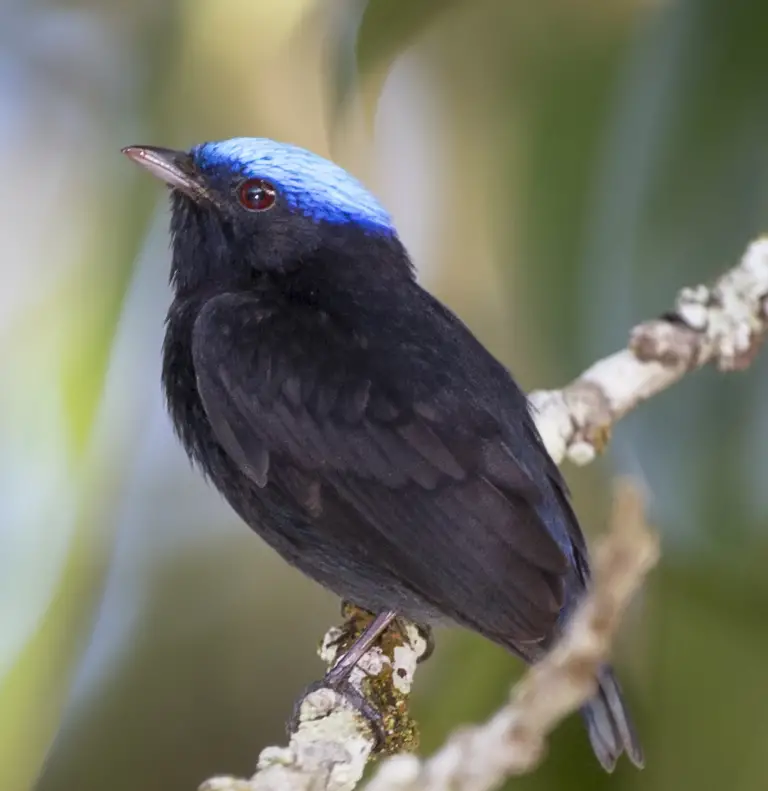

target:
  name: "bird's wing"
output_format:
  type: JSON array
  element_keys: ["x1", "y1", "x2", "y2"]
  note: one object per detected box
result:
[{"x1": 192, "y1": 292, "x2": 570, "y2": 644}]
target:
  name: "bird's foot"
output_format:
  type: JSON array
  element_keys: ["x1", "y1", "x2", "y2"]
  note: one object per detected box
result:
[
  {"x1": 289, "y1": 608, "x2": 397, "y2": 747},
  {"x1": 287, "y1": 676, "x2": 387, "y2": 747},
  {"x1": 287, "y1": 604, "x2": 423, "y2": 755}
]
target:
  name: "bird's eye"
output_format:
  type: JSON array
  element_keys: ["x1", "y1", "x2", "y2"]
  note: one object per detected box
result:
[{"x1": 238, "y1": 178, "x2": 277, "y2": 212}]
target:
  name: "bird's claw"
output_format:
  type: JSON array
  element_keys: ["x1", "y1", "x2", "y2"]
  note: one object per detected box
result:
[
  {"x1": 286, "y1": 605, "x2": 425, "y2": 751},
  {"x1": 287, "y1": 677, "x2": 386, "y2": 748}
]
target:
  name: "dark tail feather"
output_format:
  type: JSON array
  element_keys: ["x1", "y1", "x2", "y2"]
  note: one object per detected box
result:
[{"x1": 580, "y1": 665, "x2": 644, "y2": 772}]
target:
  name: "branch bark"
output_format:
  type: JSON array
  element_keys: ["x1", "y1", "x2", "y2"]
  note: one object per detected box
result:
[{"x1": 200, "y1": 237, "x2": 768, "y2": 791}]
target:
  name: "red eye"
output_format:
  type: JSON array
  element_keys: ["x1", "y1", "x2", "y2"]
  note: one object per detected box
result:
[{"x1": 238, "y1": 178, "x2": 277, "y2": 211}]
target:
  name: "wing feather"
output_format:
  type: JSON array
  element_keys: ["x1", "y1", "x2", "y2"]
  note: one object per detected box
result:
[{"x1": 192, "y1": 293, "x2": 573, "y2": 644}]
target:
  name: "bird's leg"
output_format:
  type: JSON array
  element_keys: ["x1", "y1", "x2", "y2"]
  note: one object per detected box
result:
[
  {"x1": 289, "y1": 608, "x2": 405, "y2": 749},
  {"x1": 324, "y1": 609, "x2": 398, "y2": 686}
]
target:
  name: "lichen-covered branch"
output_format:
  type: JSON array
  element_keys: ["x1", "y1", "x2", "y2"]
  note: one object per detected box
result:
[
  {"x1": 202, "y1": 613, "x2": 429, "y2": 791},
  {"x1": 531, "y1": 237, "x2": 768, "y2": 466},
  {"x1": 200, "y1": 237, "x2": 768, "y2": 791}
]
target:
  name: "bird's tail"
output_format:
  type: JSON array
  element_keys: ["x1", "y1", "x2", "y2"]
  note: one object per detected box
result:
[{"x1": 580, "y1": 664, "x2": 644, "y2": 772}]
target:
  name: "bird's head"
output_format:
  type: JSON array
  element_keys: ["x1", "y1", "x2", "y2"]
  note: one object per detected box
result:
[{"x1": 123, "y1": 138, "x2": 411, "y2": 296}]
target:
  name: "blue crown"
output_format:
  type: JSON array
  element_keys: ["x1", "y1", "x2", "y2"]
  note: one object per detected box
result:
[{"x1": 193, "y1": 138, "x2": 394, "y2": 233}]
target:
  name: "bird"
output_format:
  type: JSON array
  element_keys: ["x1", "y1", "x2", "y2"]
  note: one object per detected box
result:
[{"x1": 122, "y1": 137, "x2": 643, "y2": 772}]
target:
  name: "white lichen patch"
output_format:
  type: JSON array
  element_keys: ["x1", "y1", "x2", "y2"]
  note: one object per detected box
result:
[
  {"x1": 391, "y1": 625, "x2": 426, "y2": 694},
  {"x1": 319, "y1": 628, "x2": 346, "y2": 664}
]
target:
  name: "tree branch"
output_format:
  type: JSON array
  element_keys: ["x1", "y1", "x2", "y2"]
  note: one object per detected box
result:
[
  {"x1": 199, "y1": 237, "x2": 768, "y2": 791},
  {"x1": 531, "y1": 237, "x2": 768, "y2": 466}
]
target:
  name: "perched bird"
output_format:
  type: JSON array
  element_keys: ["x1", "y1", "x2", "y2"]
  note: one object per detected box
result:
[{"x1": 123, "y1": 138, "x2": 643, "y2": 771}]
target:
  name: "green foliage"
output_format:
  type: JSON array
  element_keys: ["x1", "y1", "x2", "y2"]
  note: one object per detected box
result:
[{"x1": 353, "y1": 0, "x2": 464, "y2": 81}]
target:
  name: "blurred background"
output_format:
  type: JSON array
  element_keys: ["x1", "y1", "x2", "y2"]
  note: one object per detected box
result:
[{"x1": 1, "y1": 0, "x2": 767, "y2": 789}]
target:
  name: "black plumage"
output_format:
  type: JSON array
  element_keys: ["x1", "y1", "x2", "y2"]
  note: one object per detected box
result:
[{"x1": 123, "y1": 139, "x2": 643, "y2": 771}]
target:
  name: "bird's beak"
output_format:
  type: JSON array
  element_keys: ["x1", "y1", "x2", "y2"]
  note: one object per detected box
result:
[{"x1": 121, "y1": 145, "x2": 209, "y2": 201}]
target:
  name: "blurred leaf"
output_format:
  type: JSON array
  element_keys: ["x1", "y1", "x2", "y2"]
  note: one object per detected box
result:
[
  {"x1": 37, "y1": 541, "x2": 337, "y2": 791},
  {"x1": 0, "y1": 517, "x2": 109, "y2": 791},
  {"x1": 329, "y1": 0, "x2": 465, "y2": 128},
  {"x1": 354, "y1": 0, "x2": 463, "y2": 79},
  {"x1": 498, "y1": 8, "x2": 635, "y2": 379},
  {"x1": 638, "y1": 558, "x2": 768, "y2": 790},
  {"x1": 62, "y1": 7, "x2": 183, "y2": 454},
  {"x1": 575, "y1": 0, "x2": 768, "y2": 549},
  {"x1": 0, "y1": 6, "x2": 183, "y2": 790}
]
